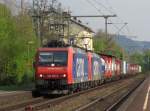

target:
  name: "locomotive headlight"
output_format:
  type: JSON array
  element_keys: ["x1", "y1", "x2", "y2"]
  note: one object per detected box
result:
[
  {"x1": 63, "y1": 74, "x2": 66, "y2": 78},
  {"x1": 39, "y1": 74, "x2": 43, "y2": 78}
]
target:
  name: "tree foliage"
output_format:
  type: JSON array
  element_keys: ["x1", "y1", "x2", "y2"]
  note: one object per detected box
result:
[
  {"x1": 129, "y1": 50, "x2": 150, "y2": 72},
  {"x1": 0, "y1": 4, "x2": 39, "y2": 85},
  {"x1": 93, "y1": 30, "x2": 123, "y2": 59}
]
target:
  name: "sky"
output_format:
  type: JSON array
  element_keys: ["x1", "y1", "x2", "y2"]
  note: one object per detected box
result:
[
  {"x1": 1, "y1": 0, "x2": 149, "y2": 41},
  {"x1": 58, "y1": 0, "x2": 150, "y2": 41}
]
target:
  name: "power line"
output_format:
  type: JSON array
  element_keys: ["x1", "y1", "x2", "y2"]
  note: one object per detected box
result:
[
  {"x1": 92, "y1": 0, "x2": 129, "y2": 35},
  {"x1": 86, "y1": 0, "x2": 123, "y2": 34},
  {"x1": 86, "y1": 0, "x2": 102, "y2": 14},
  {"x1": 86, "y1": 0, "x2": 127, "y2": 35},
  {"x1": 93, "y1": 0, "x2": 115, "y2": 15},
  {"x1": 86, "y1": 0, "x2": 116, "y2": 33},
  {"x1": 105, "y1": 0, "x2": 132, "y2": 35},
  {"x1": 105, "y1": 0, "x2": 117, "y2": 15}
]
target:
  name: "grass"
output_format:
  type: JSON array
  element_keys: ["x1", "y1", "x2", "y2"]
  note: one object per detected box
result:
[{"x1": 0, "y1": 83, "x2": 34, "y2": 91}]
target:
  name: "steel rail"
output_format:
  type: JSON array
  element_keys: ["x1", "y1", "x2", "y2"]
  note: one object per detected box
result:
[
  {"x1": 75, "y1": 77, "x2": 145, "y2": 111},
  {"x1": 105, "y1": 77, "x2": 145, "y2": 111},
  {"x1": 16, "y1": 78, "x2": 130, "y2": 111},
  {"x1": 0, "y1": 75, "x2": 144, "y2": 111}
]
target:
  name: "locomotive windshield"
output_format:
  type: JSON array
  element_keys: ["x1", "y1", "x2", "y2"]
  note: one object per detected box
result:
[{"x1": 38, "y1": 51, "x2": 68, "y2": 66}]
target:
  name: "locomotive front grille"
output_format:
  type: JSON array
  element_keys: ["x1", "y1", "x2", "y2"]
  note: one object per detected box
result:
[{"x1": 36, "y1": 79, "x2": 68, "y2": 90}]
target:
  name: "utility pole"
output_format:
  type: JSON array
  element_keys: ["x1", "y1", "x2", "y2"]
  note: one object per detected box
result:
[
  {"x1": 105, "y1": 16, "x2": 108, "y2": 39},
  {"x1": 32, "y1": 0, "x2": 67, "y2": 46},
  {"x1": 103, "y1": 15, "x2": 117, "y2": 39},
  {"x1": 71, "y1": 15, "x2": 117, "y2": 39},
  {"x1": 21, "y1": 0, "x2": 24, "y2": 14},
  {"x1": 32, "y1": 0, "x2": 43, "y2": 45}
]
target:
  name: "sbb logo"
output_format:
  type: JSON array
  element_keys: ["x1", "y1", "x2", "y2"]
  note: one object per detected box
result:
[
  {"x1": 76, "y1": 58, "x2": 84, "y2": 78},
  {"x1": 93, "y1": 61, "x2": 99, "y2": 75}
]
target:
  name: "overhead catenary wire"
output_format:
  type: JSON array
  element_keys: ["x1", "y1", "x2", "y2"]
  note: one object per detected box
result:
[
  {"x1": 91, "y1": 0, "x2": 127, "y2": 34},
  {"x1": 86, "y1": 0, "x2": 115, "y2": 32},
  {"x1": 105, "y1": 0, "x2": 132, "y2": 36},
  {"x1": 86, "y1": 0, "x2": 102, "y2": 14},
  {"x1": 93, "y1": 0, "x2": 115, "y2": 15},
  {"x1": 90, "y1": 0, "x2": 131, "y2": 36},
  {"x1": 86, "y1": 0, "x2": 126, "y2": 35},
  {"x1": 105, "y1": 0, "x2": 118, "y2": 16},
  {"x1": 10, "y1": 0, "x2": 132, "y2": 38}
]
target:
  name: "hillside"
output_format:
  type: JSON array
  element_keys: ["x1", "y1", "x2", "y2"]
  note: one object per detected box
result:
[{"x1": 112, "y1": 35, "x2": 150, "y2": 54}]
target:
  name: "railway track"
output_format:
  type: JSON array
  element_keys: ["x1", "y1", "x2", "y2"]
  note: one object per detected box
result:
[
  {"x1": 0, "y1": 80, "x2": 124, "y2": 111},
  {"x1": 0, "y1": 97, "x2": 46, "y2": 111},
  {"x1": 75, "y1": 76, "x2": 145, "y2": 111},
  {"x1": 0, "y1": 74, "x2": 145, "y2": 111},
  {"x1": 105, "y1": 77, "x2": 145, "y2": 111},
  {"x1": 0, "y1": 91, "x2": 33, "y2": 108}
]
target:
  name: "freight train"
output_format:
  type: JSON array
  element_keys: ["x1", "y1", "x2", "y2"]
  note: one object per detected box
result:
[{"x1": 33, "y1": 46, "x2": 142, "y2": 95}]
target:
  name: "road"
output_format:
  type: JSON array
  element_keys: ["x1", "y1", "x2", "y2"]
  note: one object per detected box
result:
[{"x1": 117, "y1": 74, "x2": 150, "y2": 111}]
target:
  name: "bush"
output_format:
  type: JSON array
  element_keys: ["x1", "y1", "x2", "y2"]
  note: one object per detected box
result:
[
  {"x1": 0, "y1": 74, "x2": 17, "y2": 85},
  {"x1": 0, "y1": 4, "x2": 39, "y2": 85},
  {"x1": 21, "y1": 72, "x2": 33, "y2": 85}
]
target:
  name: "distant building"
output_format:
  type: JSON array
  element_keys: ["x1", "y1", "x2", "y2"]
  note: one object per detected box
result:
[
  {"x1": 63, "y1": 18, "x2": 94, "y2": 51},
  {"x1": 32, "y1": 7, "x2": 94, "y2": 51}
]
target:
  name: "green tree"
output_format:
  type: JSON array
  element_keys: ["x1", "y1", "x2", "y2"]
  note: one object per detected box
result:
[
  {"x1": 93, "y1": 30, "x2": 123, "y2": 59},
  {"x1": 0, "y1": 4, "x2": 39, "y2": 85},
  {"x1": 0, "y1": 4, "x2": 18, "y2": 84},
  {"x1": 129, "y1": 50, "x2": 150, "y2": 72},
  {"x1": 14, "y1": 13, "x2": 39, "y2": 83}
]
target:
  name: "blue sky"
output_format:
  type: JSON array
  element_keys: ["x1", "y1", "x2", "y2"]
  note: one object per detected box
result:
[{"x1": 58, "y1": 0, "x2": 150, "y2": 41}]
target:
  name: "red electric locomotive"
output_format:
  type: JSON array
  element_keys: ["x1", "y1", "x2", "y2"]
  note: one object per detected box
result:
[{"x1": 34, "y1": 47, "x2": 73, "y2": 94}]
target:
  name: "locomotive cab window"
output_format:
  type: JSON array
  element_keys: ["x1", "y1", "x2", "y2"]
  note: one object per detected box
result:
[{"x1": 38, "y1": 51, "x2": 68, "y2": 66}]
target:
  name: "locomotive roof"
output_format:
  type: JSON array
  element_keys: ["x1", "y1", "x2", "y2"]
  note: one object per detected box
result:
[
  {"x1": 38, "y1": 46, "x2": 86, "y2": 51},
  {"x1": 38, "y1": 47, "x2": 69, "y2": 51}
]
